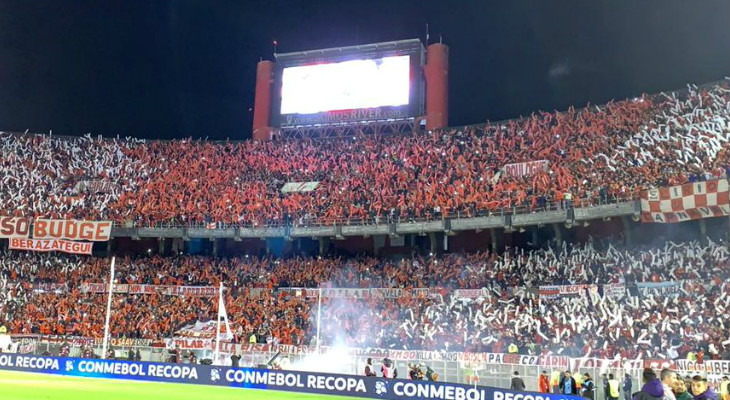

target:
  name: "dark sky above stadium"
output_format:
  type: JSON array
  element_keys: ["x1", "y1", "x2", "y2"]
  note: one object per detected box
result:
[{"x1": 1, "y1": 0, "x2": 729, "y2": 140}]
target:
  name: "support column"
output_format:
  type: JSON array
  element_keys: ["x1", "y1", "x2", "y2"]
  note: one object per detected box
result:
[
  {"x1": 425, "y1": 43, "x2": 449, "y2": 131},
  {"x1": 212, "y1": 239, "x2": 220, "y2": 257},
  {"x1": 699, "y1": 219, "x2": 708, "y2": 244},
  {"x1": 620, "y1": 216, "x2": 633, "y2": 246},
  {"x1": 531, "y1": 228, "x2": 539, "y2": 248},
  {"x1": 158, "y1": 238, "x2": 166, "y2": 256},
  {"x1": 552, "y1": 224, "x2": 563, "y2": 248},
  {"x1": 490, "y1": 229, "x2": 498, "y2": 253},
  {"x1": 318, "y1": 237, "x2": 330, "y2": 256},
  {"x1": 252, "y1": 60, "x2": 275, "y2": 141},
  {"x1": 429, "y1": 232, "x2": 438, "y2": 255}
]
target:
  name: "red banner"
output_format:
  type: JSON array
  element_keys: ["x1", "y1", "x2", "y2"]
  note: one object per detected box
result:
[
  {"x1": 641, "y1": 180, "x2": 730, "y2": 223},
  {"x1": 9, "y1": 238, "x2": 92, "y2": 255}
]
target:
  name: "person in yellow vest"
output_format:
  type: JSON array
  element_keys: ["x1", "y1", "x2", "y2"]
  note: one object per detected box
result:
[
  {"x1": 249, "y1": 333, "x2": 257, "y2": 344},
  {"x1": 608, "y1": 373, "x2": 621, "y2": 400},
  {"x1": 551, "y1": 371, "x2": 562, "y2": 393},
  {"x1": 574, "y1": 371, "x2": 583, "y2": 392},
  {"x1": 720, "y1": 376, "x2": 729, "y2": 400},
  {"x1": 686, "y1": 352, "x2": 696, "y2": 362},
  {"x1": 508, "y1": 343, "x2": 519, "y2": 354}
]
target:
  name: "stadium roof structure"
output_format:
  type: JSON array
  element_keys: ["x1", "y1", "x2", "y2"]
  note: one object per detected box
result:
[{"x1": 274, "y1": 38, "x2": 425, "y2": 66}]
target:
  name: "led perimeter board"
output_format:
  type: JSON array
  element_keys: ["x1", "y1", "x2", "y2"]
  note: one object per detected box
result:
[{"x1": 273, "y1": 39, "x2": 425, "y2": 128}]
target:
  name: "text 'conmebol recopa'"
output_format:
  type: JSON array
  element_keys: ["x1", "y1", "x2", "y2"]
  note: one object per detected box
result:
[
  {"x1": 77, "y1": 361, "x2": 198, "y2": 380},
  {"x1": 225, "y1": 370, "x2": 366, "y2": 392},
  {"x1": 0, "y1": 355, "x2": 60, "y2": 370}
]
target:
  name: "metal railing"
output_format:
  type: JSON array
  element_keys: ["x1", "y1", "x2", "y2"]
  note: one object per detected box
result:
[
  {"x1": 113, "y1": 194, "x2": 638, "y2": 230},
  {"x1": 20, "y1": 341, "x2": 652, "y2": 393}
]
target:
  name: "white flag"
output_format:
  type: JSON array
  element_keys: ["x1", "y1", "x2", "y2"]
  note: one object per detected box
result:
[{"x1": 218, "y1": 289, "x2": 233, "y2": 340}]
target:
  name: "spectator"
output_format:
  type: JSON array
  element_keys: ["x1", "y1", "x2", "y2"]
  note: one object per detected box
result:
[
  {"x1": 608, "y1": 374, "x2": 621, "y2": 400},
  {"x1": 2, "y1": 80, "x2": 729, "y2": 227},
  {"x1": 364, "y1": 358, "x2": 376, "y2": 377},
  {"x1": 539, "y1": 371, "x2": 551, "y2": 393},
  {"x1": 583, "y1": 374, "x2": 596, "y2": 400},
  {"x1": 561, "y1": 371, "x2": 578, "y2": 395},
  {"x1": 673, "y1": 379, "x2": 693, "y2": 400},
  {"x1": 381, "y1": 358, "x2": 392, "y2": 379},
  {"x1": 691, "y1": 374, "x2": 717, "y2": 400},
  {"x1": 511, "y1": 371, "x2": 526, "y2": 391},
  {"x1": 230, "y1": 353, "x2": 241, "y2": 367},
  {"x1": 625, "y1": 374, "x2": 634, "y2": 400},
  {"x1": 633, "y1": 369, "x2": 664, "y2": 400},
  {"x1": 661, "y1": 369, "x2": 678, "y2": 400},
  {"x1": 552, "y1": 371, "x2": 562, "y2": 394}
]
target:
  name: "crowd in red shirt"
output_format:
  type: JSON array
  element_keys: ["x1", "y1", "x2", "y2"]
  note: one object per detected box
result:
[
  {"x1": 1, "y1": 81, "x2": 728, "y2": 226},
  {"x1": 2, "y1": 238, "x2": 729, "y2": 360}
]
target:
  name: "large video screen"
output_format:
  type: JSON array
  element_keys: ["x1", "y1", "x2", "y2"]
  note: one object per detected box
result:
[{"x1": 280, "y1": 55, "x2": 410, "y2": 115}]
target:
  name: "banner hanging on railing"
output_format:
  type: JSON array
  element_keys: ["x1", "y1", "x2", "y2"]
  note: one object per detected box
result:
[
  {"x1": 602, "y1": 283, "x2": 626, "y2": 300},
  {"x1": 538, "y1": 284, "x2": 598, "y2": 300},
  {"x1": 641, "y1": 180, "x2": 730, "y2": 223},
  {"x1": 1, "y1": 217, "x2": 111, "y2": 241},
  {"x1": 32, "y1": 219, "x2": 112, "y2": 242},
  {"x1": 79, "y1": 283, "x2": 218, "y2": 297},
  {"x1": 9, "y1": 238, "x2": 93, "y2": 255},
  {"x1": 636, "y1": 281, "x2": 683, "y2": 296},
  {"x1": 0, "y1": 216, "x2": 31, "y2": 238}
]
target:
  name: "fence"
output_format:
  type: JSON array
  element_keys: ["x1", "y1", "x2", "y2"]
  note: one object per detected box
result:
[
  {"x1": 16, "y1": 338, "x2": 652, "y2": 397},
  {"x1": 15, "y1": 335, "x2": 730, "y2": 396},
  {"x1": 113, "y1": 194, "x2": 638, "y2": 230}
]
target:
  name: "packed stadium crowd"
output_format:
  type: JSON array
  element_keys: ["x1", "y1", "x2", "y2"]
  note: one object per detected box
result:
[
  {"x1": 1, "y1": 80, "x2": 729, "y2": 226},
  {"x1": 2, "y1": 238, "x2": 729, "y2": 360}
]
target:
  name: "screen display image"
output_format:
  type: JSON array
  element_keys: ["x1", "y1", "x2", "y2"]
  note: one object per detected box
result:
[{"x1": 280, "y1": 55, "x2": 410, "y2": 115}]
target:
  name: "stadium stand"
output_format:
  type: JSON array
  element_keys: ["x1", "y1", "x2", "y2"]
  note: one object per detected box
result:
[
  {"x1": 1, "y1": 81, "x2": 728, "y2": 226},
  {"x1": 1, "y1": 80, "x2": 730, "y2": 385},
  {"x1": 2, "y1": 238, "x2": 729, "y2": 360}
]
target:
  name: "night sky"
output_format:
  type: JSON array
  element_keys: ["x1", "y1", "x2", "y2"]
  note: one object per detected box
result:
[{"x1": 1, "y1": 0, "x2": 729, "y2": 140}]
